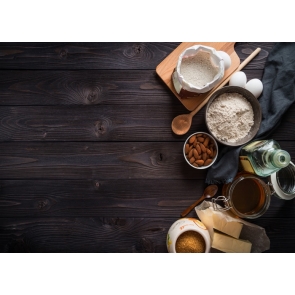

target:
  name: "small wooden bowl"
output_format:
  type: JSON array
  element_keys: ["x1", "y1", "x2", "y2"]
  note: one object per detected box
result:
[{"x1": 205, "y1": 86, "x2": 262, "y2": 147}]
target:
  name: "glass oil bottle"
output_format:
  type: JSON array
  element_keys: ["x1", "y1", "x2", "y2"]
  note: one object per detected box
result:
[{"x1": 239, "y1": 139, "x2": 291, "y2": 177}]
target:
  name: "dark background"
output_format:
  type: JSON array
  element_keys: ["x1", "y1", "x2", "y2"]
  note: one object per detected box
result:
[{"x1": 0, "y1": 42, "x2": 294, "y2": 252}]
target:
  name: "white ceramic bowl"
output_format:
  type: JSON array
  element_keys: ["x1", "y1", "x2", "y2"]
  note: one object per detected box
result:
[
  {"x1": 183, "y1": 132, "x2": 218, "y2": 169},
  {"x1": 166, "y1": 218, "x2": 211, "y2": 253}
]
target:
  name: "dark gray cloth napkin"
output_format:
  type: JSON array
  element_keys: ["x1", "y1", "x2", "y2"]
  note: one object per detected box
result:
[{"x1": 206, "y1": 42, "x2": 295, "y2": 184}]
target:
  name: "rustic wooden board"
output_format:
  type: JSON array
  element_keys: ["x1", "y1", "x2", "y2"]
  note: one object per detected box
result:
[{"x1": 156, "y1": 42, "x2": 240, "y2": 111}]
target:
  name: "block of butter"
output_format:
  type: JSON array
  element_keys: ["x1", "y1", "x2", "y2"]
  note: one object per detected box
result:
[
  {"x1": 212, "y1": 230, "x2": 252, "y2": 253},
  {"x1": 213, "y1": 213, "x2": 243, "y2": 239}
]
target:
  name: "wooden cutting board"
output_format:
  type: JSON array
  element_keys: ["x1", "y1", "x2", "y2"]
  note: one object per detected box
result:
[{"x1": 156, "y1": 42, "x2": 240, "y2": 111}]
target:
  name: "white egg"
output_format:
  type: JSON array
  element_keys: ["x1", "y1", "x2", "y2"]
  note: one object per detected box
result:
[
  {"x1": 217, "y1": 51, "x2": 231, "y2": 70},
  {"x1": 229, "y1": 71, "x2": 247, "y2": 88},
  {"x1": 245, "y1": 79, "x2": 263, "y2": 98}
]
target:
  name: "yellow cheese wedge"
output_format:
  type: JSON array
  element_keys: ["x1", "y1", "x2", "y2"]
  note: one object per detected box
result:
[
  {"x1": 213, "y1": 213, "x2": 243, "y2": 239},
  {"x1": 212, "y1": 230, "x2": 252, "y2": 253}
]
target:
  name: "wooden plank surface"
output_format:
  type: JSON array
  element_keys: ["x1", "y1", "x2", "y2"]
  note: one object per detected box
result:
[
  {"x1": 1, "y1": 141, "x2": 295, "y2": 179},
  {"x1": 0, "y1": 179, "x2": 294, "y2": 218},
  {"x1": 1, "y1": 42, "x2": 295, "y2": 253},
  {"x1": 0, "y1": 103, "x2": 294, "y2": 141},
  {"x1": 0, "y1": 43, "x2": 181, "y2": 69},
  {"x1": 0, "y1": 217, "x2": 295, "y2": 253},
  {"x1": 0, "y1": 69, "x2": 266, "y2": 106}
]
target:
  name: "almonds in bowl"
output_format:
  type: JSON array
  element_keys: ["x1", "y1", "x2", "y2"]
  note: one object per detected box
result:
[{"x1": 183, "y1": 132, "x2": 218, "y2": 169}]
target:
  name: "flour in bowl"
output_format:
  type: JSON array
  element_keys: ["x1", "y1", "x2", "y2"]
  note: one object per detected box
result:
[{"x1": 206, "y1": 92, "x2": 254, "y2": 143}]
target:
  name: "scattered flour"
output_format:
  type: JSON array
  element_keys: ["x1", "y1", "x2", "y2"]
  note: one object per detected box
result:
[
  {"x1": 206, "y1": 92, "x2": 254, "y2": 143},
  {"x1": 180, "y1": 51, "x2": 219, "y2": 88}
]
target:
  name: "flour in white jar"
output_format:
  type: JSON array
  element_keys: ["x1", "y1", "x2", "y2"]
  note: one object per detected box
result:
[{"x1": 206, "y1": 93, "x2": 254, "y2": 143}]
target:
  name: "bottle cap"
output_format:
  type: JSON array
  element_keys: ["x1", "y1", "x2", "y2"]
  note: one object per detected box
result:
[{"x1": 272, "y1": 150, "x2": 291, "y2": 168}]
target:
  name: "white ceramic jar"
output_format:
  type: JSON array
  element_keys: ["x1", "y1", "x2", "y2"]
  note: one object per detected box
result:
[
  {"x1": 166, "y1": 218, "x2": 211, "y2": 253},
  {"x1": 172, "y1": 45, "x2": 231, "y2": 97}
]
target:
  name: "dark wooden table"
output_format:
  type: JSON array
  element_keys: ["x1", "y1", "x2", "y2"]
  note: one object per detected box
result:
[{"x1": 0, "y1": 42, "x2": 294, "y2": 253}]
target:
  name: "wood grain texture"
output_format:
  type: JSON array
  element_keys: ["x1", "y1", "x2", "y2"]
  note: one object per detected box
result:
[
  {"x1": 0, "y1": 105, "x2": 207, "y2": 141},
  {"x1": 0, "y1": 69, "x2": 265, "y2": 106},
  {"x1": 0, "y1": 101, "x2": 294, "y2": 142},
  {"x1": 0, "y1": 179, "x2": 294, "y2": 218},
  {"x1": 0, "y1": 43, "x2": 181, "y2": 70},
  {"x1": 0, "y1": 217, "x2": 294, "y2": 253},
  {"x1": 2, "y1": 42, "x2": 294, "y2": 254},
  {"x1": 0, "y1": 141, "x2": 294, "y2": 180},
  {"x1": 0, "y1": 42, "x2": 273, "y2": 70},
  {"x1": 234, "y1": 42, "x2": 275, "y2": 70},
  {"x1": 0, "y1": 179, "x2": 210, "y2": 218},
  {"x1": 0, "y1": 142, "x2": 207, "y2": 180}
]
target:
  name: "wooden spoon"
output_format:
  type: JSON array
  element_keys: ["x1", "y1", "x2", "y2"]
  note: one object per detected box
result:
[
  {"x1": 180, "y1": 184, "x2": 218, "y2": 218},
  {"x1": 171, "y1": 47, "x2": 261, "y2": 136}
]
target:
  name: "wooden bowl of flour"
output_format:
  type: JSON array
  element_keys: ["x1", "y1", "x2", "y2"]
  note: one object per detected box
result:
[{"x1": 205, "y1": 86, "x2": 262, "y2": 147}]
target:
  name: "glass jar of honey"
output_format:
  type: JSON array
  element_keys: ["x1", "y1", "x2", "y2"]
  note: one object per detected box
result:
[{"x1": 220, "y1": 172, "x2": 272, "y2": 219}]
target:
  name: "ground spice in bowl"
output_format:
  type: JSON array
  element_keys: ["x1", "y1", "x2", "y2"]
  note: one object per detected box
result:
[{"x1": 175, "y1": 230, "x2": 206, "y2": 253}]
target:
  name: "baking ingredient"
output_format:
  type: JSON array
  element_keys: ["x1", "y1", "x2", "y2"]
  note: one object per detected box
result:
[
  {"x1": 175, "y1": 230, "x2": 206, "y2": 253},
  {"x1": 185, "y1": 133, "x2": 217, "y2": 167},
  {"x1": 206, "y1": 93, "x2": 254, "y2": 143},
  {"x1": 240, "y1": 139, "x2": 291, "y2": 177},
  {"x1": 212, "y1": 214, "x2": 243, "y2": 239},
  {"x1": 180, "y1": 50, "x2": 219, "y2": 88},
  {"x1": 230, "y1": 177, "x2": 265, "y2": 215},
  {"x1": 212, "y1": 230, "x2": 252, "y2": 253},
  {"x1": 217, "y1": 51, "x2": 231, "y2": 70},
  {"x1": 245, "y1": 78, "x2": 263, "y2": 98},
  {"x1": 222, "y1": 172, "x2": 271, "y2": 219},
  {"x1": 171, "y1": 48, "x2": 261, "y2": 136},
  {"x1": 229, "y1": 71, "x2": 247, "y2": 88}
]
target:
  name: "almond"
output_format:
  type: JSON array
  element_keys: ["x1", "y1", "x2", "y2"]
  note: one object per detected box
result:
[
  {"x1": 195, "y1": 159, "x2": 204, "y2": 166},
  {"x1": 189, "y1": 157, "x2": 195, "y2": 164},
  {"x1": 206, "y1": 148, "x2": 212, "y2": 155},
  {"x1": 188, "y1": 149, "x2": 193, "y2": 158},
  {"x1": 196, "y1": 144, "x2": 201, "y2": 154},
  {"x1": 193, "y1": 149, "x2": 199, "y2": 159},
  {"x1": 199, "y1": 143, "x2": 206, "y2": 153},
  {"x1": 185, "y1": 144, "x2": 190, "y2": 154},
  {"x1": 189, "y1": 135, "x2": 196, "y2": 144},
  {"x1": 203, "y1": 137, "x2": 210, "y2": 147}
]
